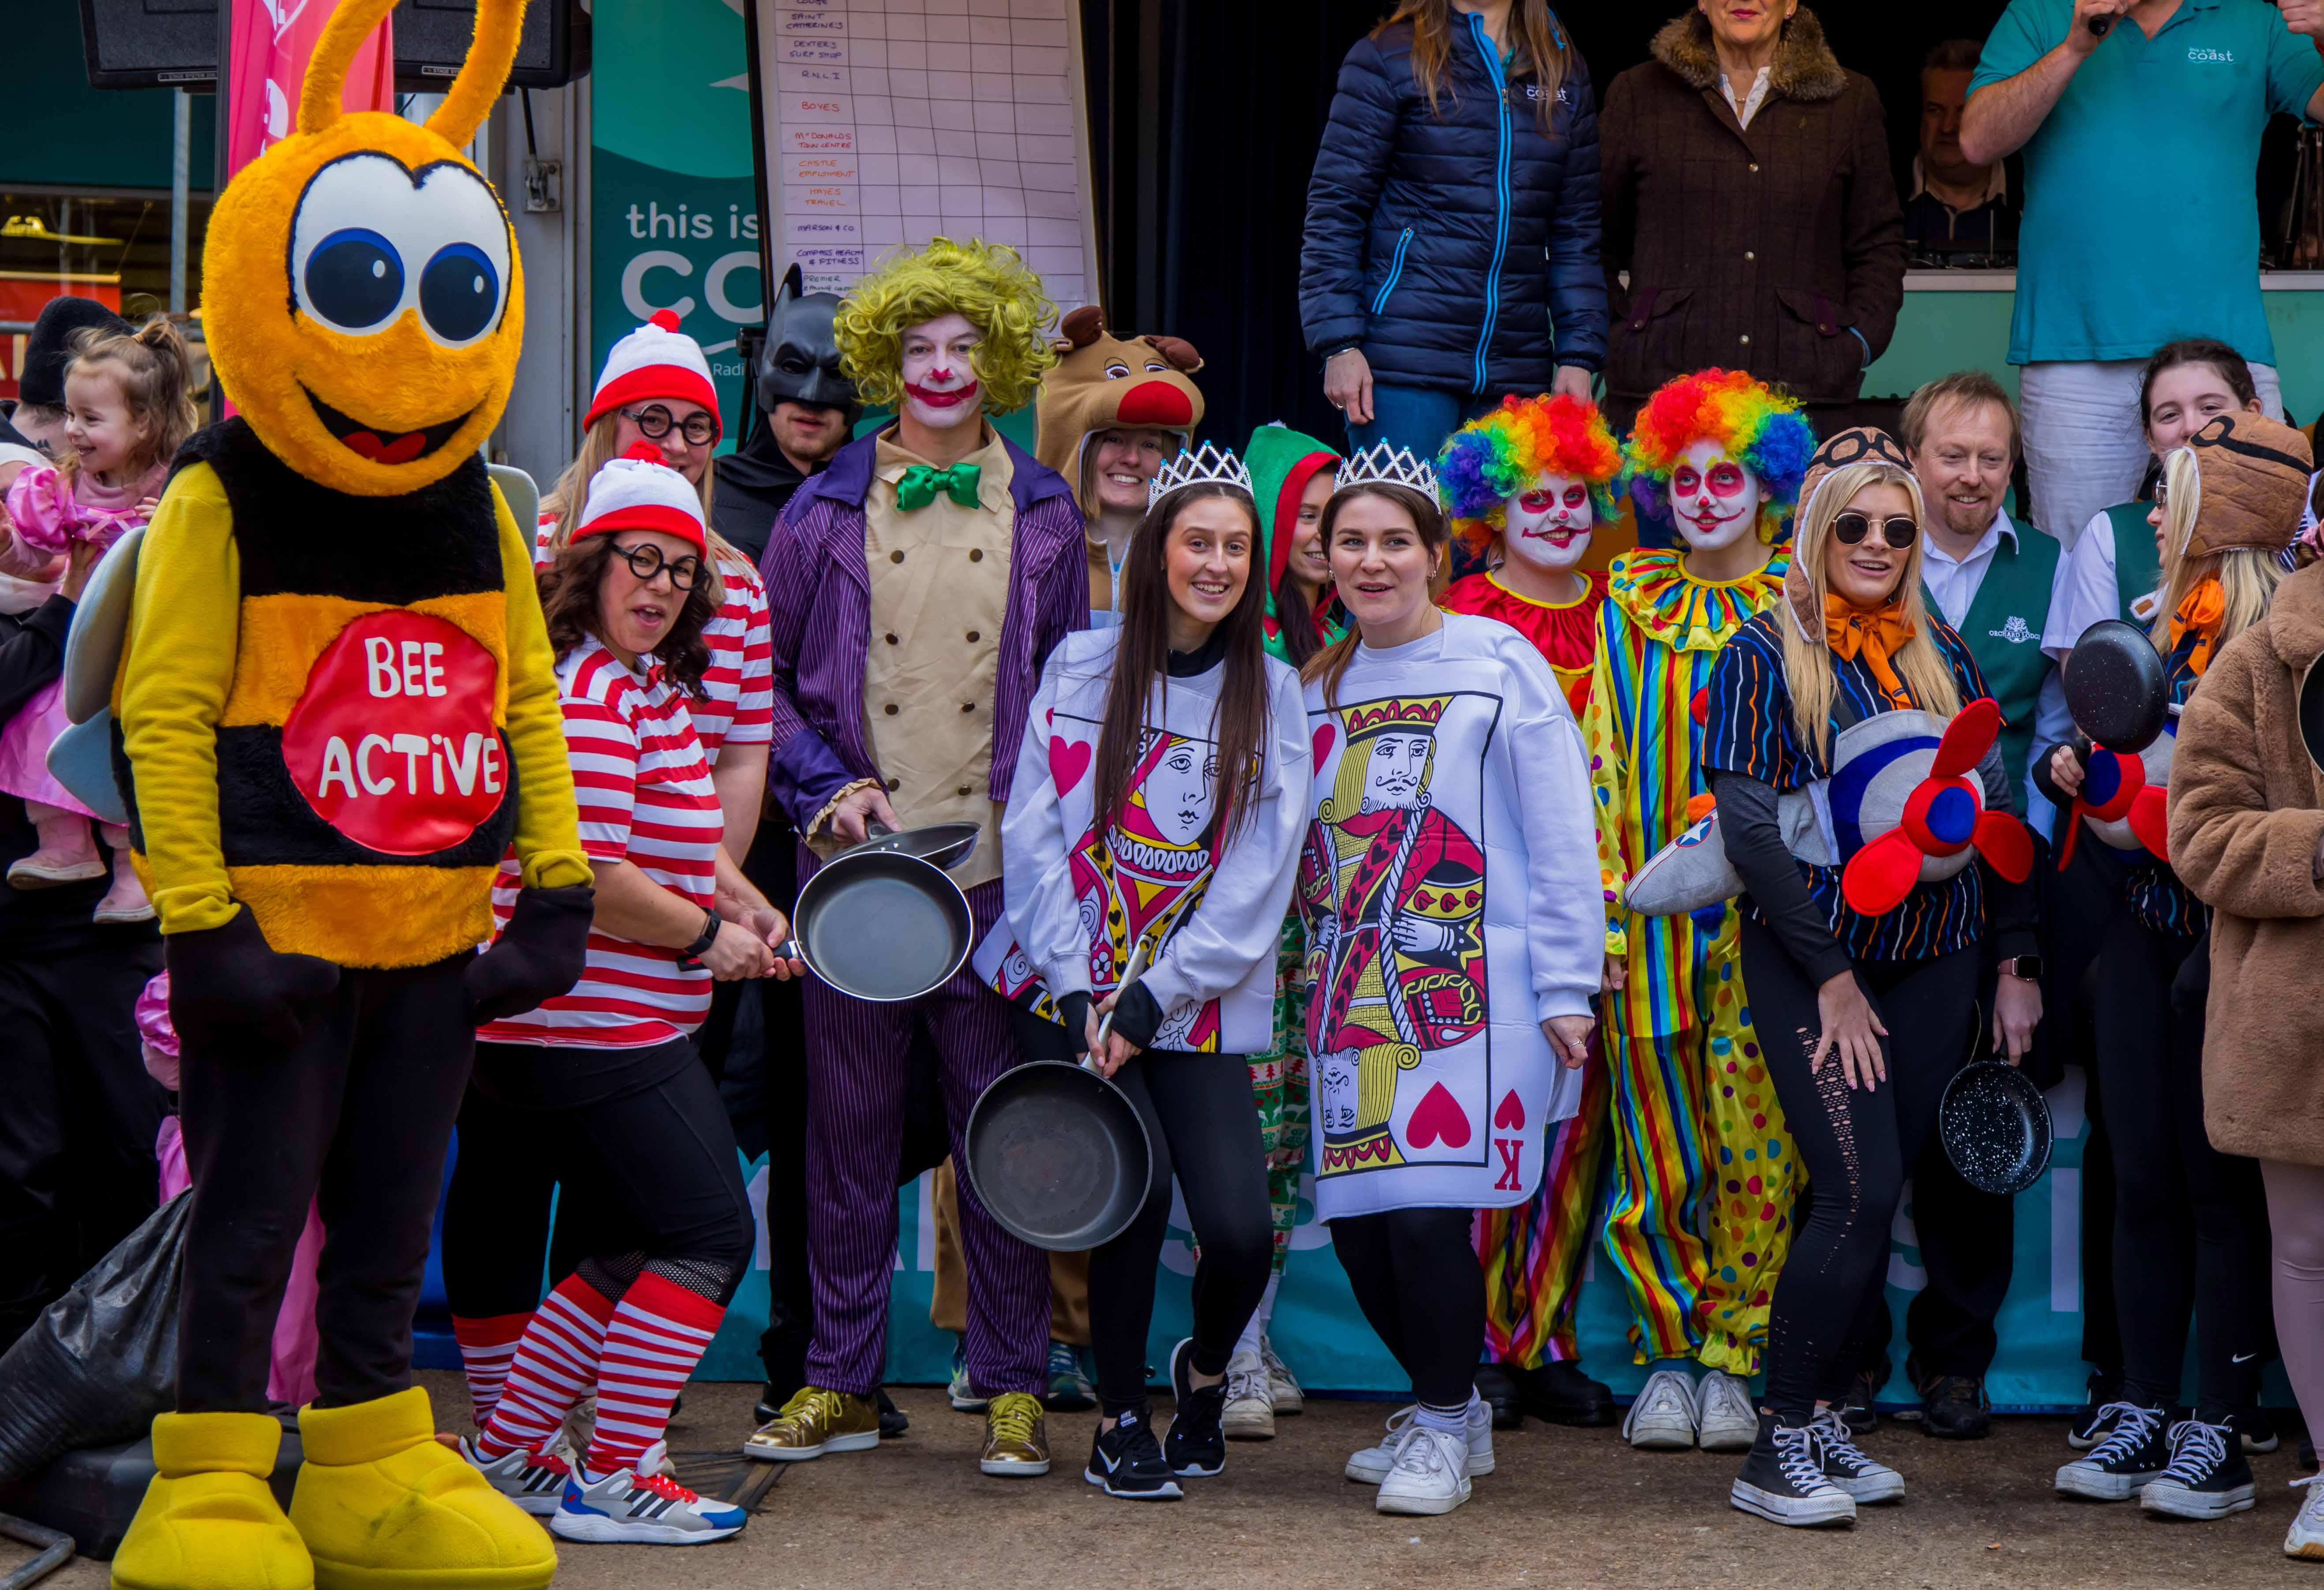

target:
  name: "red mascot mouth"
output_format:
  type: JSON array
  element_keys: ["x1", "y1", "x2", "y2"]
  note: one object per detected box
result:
[{"x1": 304, "y1": 388, "x2": 475, "y2": 465}]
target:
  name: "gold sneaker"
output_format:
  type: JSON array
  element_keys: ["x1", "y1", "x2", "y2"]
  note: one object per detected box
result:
[
  {"x1": 741, "y1": 1387, "x2": 880, "y2": 1463},
  {"x1": 980, "y1": 1392, "x2": 1050, "y2": 1477}
]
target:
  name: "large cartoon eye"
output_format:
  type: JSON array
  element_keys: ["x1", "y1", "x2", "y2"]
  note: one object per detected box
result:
[
  {"x1": 289, "y1": 153, "x2": 513, "y2": 347},
  {"x1": 303, "y1": 229, "x2": 404, "y2": 330},
  {"x1": 419, "y1": 243, "x2": 500, "y2": 343},
  {"x1": 1103, "y1": 360, "x2": 1130, "y2": 379}
]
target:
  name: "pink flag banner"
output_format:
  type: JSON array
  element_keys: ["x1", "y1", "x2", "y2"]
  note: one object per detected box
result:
[{"x1": 225, "y1": 0, "x2": 397, "y2": 179}]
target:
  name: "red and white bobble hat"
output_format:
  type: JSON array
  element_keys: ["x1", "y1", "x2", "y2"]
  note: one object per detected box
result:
[
  {"x1": 571, "y1": 442, "x2": 708, "y2": 554},
  {"x1": 584, "y1": 309, "x2": 722, "y2": 437}
]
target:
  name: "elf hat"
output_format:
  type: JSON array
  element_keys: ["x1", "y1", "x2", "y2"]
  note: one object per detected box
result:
[
  {"x1": 584, "y1": 309, "x2": 722, "y2": 438},
  {"x1": 572, "y1": 443, "x2": 707, "y2": 554}
]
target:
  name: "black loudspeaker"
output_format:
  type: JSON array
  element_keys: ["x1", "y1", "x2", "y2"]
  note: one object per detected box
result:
[{"x1": 78, "y1": 0, "x2": 589, "y2": 93}]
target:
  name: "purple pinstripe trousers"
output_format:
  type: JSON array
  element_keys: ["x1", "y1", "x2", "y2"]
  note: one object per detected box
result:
[{"x1": 801, "y1": 874, "x2": 1049, "y2": 1397}]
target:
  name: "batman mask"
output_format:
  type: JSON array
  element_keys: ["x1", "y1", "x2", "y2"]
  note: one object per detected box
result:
[{"x1": 756, "y1": 263, "x2": 859, "y2": 426}]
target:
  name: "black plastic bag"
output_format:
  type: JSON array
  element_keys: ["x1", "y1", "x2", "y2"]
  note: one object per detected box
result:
[{"x1": 0, "y1": 1191, "x2": 188, "y2": 1489}]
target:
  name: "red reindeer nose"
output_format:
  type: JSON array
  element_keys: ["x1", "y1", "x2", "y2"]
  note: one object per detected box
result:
[{"x1": 1115, "y1": 380, "x2": 1194, "y2": 427}]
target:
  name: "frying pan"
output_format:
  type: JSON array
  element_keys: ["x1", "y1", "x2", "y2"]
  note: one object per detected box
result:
[
  {"x1": 2062, "y1": 620, "x2": 2167, "y2": 752},
  {"x1": 842, "y1": 820, "x2": 980, "y2": 872},
  {"x1": 1939, "y1": 1058, "x2": 2055, "y2": 1197},
  {"x1": 961, "y1": 941, "x2": 1156, "y2": 1252},
  {"x1": 779, "y1": 823, "x2": 973, "y2": 1001}
]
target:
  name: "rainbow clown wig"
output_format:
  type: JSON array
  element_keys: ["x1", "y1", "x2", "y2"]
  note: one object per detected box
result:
[
  {"x1": 1620, "y1": 368, "x2": 1816, "y2": 544},
  {"x1": 833, "y1": 236, "x2": 1060, "y2": 415},
  {"x1": 1437, "y1": 393, "x2": 1621, "y2": 560}
]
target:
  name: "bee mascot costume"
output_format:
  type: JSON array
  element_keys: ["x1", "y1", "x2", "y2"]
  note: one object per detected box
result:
[{"x1": 108, "y1": 2, "x2": 588, "y2": 1586}]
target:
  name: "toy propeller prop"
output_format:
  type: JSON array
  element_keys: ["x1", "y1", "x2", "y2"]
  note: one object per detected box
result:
[
  {"x1": 1840, "y1": 697, "x2": 2033, "y2": 916},
  {"x1": 2057, "y1": 620, "x2": 2170, "y2": 869}
]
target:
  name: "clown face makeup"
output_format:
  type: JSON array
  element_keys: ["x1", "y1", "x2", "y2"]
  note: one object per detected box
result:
[
  {"x1": 1671, "y1": 438, "x2": 1763, "y2": 555},
  {"x1": 899, "y1": 311, "x2": 983, "y2": 434},
  {"x1": 1503, "y1": 471, "x2": 1594, "y2": 575}
]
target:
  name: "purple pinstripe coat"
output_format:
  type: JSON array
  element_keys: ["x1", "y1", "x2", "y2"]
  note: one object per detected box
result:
[{"x1": 756, "y1": 428, "x2": 1089, "y2": 833}]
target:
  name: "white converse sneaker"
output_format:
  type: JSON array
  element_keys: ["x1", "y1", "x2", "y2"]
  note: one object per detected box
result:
[
  {"x1": 1696, "y1": 1369, "x2": 1757, "y2": 1452},
  {"x1": 1260, "y1": 1336, "x2": 1304, "y2": 1414},
  {"x1": 1374, "y1": 1424, "x2": 1471, "y2": 1516},
  {"x1": 458, "y1": 1436, "x2": 572, "y2": 1516},
  {"x1": 1623, "y1": 1368, "x2": 1699, "y2": 1450},
  {"x1": 1221, "y1": 1349, "x2": 1276, "y2": 1440},
  {"x1": 1731, "y1": 1418, "x2": 1857, "y2": 1528},
  {"x1": 2287, "y1": 1474, "x2": 2324, "y2": 1560},
  {"x1": 1344, "y1": 1399, "x2": 1492, "y2": 1483}
]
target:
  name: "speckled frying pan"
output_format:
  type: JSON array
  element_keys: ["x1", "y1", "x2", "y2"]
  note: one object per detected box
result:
[
  {"x1": 1940, "y1": 1038, "x2": 2055, "y2": 1198},
  {"x1": 2062, "y1": 619, "x2": 2167, "y2": 752}
]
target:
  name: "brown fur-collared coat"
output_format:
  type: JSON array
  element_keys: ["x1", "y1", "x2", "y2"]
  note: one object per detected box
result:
[
  {"x1": 2168, "y1": 558, "x2": 2324, "y2": 1167},
  {"x1": 1598, "y1": 7, "x2": 1905, "y2": 409}
]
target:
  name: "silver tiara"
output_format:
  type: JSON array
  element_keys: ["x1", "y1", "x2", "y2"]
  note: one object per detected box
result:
[
  {"x1": 1338, "y1": 440, "x2": 1437, "y2": 497},
  {"x1": 1148, "y1": 441, "x2": 1253, "y2": 504}
]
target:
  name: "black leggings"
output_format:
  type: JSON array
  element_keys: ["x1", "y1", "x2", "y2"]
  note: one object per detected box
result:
[
  {"x1": 1332, "y1": 1207, "x2": 1485, "y2": 1410},
  {"x1": 2090, "y1": 917, "x2": 2273, "y2": 1414},
  {"x1": 441, "y1": 1041, "x2": 755, "y2": 1319},
  {"x1": 1082, "y1": 1047, "x2": 1272, "y2": 1417},
  {"x1": 1738, "y1": 915, "x2": 1980, "y2": 1421}
]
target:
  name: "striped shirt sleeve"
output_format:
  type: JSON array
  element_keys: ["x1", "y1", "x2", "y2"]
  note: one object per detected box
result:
[{"x1": 1702, "y1": 620, "x2": 1803, "y2": 789}]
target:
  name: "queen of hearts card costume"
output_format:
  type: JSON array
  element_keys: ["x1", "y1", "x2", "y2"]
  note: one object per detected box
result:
[{"x1": 1299, "y1": 613, "x2": 1600, "y2": 1219}]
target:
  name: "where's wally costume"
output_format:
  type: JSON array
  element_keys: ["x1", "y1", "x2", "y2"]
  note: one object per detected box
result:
[
  {"x1": 1437, "y1": 395, "x2": 1620, "y2": 1388},
  {"x1": 1585, "y1": 370, "x2": 1811, "y2": 1395}
]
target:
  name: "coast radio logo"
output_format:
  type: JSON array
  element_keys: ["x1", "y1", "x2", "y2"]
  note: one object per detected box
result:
[{"x1": 281, "y1": 610, "x2": 506, "y2": 855}]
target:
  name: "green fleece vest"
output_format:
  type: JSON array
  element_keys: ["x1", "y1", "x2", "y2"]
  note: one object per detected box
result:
[
  {"x1": 2108, "y1": 501, "x2": 2163, "y2": 623},
  {"x1": 1924, "y1": 525, "x2": 2061, "y2": 814}
]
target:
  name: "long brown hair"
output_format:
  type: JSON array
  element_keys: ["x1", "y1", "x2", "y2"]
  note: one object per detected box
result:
[
  {"x1": 537, "y1": 534, "x2": 719, "y2": 696},
  {"x1": 1274, "y1": 567, "x2": 1328, "y2": 668},
  {"x1": 1092, "y1": 483, "x2": 1271, "y2": 849},
  {"x1": 1381, "y1": 0, "x2": 1570, "y2": 128},
  {"x1": 59, "y1": 318, "x2": 198, "y2": 489},
  {"x1": 1300, "y1": 482, "x2": 1450, "y2": 709}
]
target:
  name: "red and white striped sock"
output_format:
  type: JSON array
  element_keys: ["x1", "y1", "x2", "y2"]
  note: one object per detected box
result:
[
  {"x1": 477, "y1": 1275, "x2": 617, "y2": 1459},
  {"x1": 582, "y1": 1271, "x2": 726, "y2": 1479},
  {"x1": 451, "y1": 1312, "x2": 531, "y2": 1427}
]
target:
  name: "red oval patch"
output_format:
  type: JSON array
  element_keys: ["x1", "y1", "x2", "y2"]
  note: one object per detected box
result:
[{"x1": 281, "y1": 610, "x2": 505, "y2": 856}]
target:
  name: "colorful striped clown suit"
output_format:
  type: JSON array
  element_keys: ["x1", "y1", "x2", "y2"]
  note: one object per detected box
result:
[
  {"x1": 1436, "y1": 396, "x2": 1620, "y2": 1371},
  {"x1": 1583, "y1": 370, "x2": 1813, "y2": 1374}
]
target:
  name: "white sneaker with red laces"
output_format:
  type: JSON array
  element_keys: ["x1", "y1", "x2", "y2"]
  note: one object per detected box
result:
[
  {"x1": 550, "y1": 1440, "x2": 747, "y2": 1545},
  {"x1": 457, "y1": 1436, "x2": 572, "y2": 1517}
]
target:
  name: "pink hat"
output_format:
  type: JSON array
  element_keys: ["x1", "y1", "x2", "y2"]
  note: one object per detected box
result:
[
  {"x1": 584, "y1": 310, "x2": 722, "y2": 437},
  {"x1": 571, "y1": 443, "x2": 708, "y2": 555}
]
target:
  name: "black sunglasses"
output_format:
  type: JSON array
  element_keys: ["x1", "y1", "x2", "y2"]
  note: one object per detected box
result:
[
  {"x1": 610, "y1": 539, "x2": 704, "y2": 591},
  {"x1": 621, "y1": 404, "x2": 719, "y2": 446},
  {"x1": 1833, "y1": 512, "x2": 1918, "y2": 549}
]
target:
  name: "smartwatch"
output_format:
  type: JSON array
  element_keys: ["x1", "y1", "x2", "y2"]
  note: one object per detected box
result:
[
  {"x1": 1998, "y1": 955, "x2": 2043, "y2": 981},
  {"x1": 677, "y1": 909, "x2": 721, "y2": 969}
]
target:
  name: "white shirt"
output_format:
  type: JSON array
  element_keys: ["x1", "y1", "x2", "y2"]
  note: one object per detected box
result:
[
  {"x1": 1721, "y1": 66, "x2": 1772, "y2": 129},
  {"x1": 2042, "y1": 507, "x2": 2146, "y2": 661}
]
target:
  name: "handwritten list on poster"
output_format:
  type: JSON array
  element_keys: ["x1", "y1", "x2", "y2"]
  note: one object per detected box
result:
[{"x1": 762, "y1": 0, "x2": 1093, "y2": 308}]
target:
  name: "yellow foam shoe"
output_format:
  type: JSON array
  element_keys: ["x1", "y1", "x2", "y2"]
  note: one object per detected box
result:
[
  {"x1": 289, "y1": 1388, "x2": 555, "y2": 1590},
  {"x1": 113, "y1": 1411, "x2": 313, "y2": 1590}
]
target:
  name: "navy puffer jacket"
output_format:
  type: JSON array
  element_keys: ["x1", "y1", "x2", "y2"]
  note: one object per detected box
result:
[{"x1": 1299, "y1": 15, "x2": 1607, "y2": 396}]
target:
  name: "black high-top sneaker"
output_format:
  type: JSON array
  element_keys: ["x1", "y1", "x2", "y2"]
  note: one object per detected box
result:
[
  {"x1": 2067, "y1": 1369, "x2": 2123, "y2": 1450},
  {"x1": 1809, "y1": 1408, "x2": 1904, "y2": 1503},
  {"x1": 2228, "y1": 1405, "x2": 2279, "y2": 1455},
  {"x1": 1730, "y1": 1411, "x2": 1857, "y2": 1528},
  {"x1": 2055, "y1": 1402, "x2": 2170, "y2": 1500},
  {"x1": 2140, "y1": 1418, "x2": 2257, "y2": 1520},
  {"x1": 1083, "y1": 1407, "x2": 1182, "y2": 1501},
  {"x1": 1162, "y1": 1338, "x2": 1227, "y2": 1478}
]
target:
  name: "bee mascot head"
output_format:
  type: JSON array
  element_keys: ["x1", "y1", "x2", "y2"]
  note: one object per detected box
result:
[{"x1": 202, "y1": 0, "x2": 525, "y2": 496}]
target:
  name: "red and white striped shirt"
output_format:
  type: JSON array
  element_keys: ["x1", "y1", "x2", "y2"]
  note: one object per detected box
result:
[
  {"x1": 535, "y1": 511, "x2": 771, "y2": 762},
  {"x1": 481, "y1": 636, "x2": 722, "y2": 1049}
]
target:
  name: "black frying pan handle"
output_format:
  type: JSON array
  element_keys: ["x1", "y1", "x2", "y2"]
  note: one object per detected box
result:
[
  {"x1": 2088, "y1": 13, "x2": 2112, "y2": 36},
  {"x1": 777, "y1": 938, "x2": 805, "y2": 963}
]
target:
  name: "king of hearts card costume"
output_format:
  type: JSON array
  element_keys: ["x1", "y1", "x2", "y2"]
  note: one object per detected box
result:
[
  {"x1": 1298, "y1": 613, "x2": 1600, "y2": 1219},
  {"x1": 105, "y1": 4, "x2": 585, "y2": 1586}
]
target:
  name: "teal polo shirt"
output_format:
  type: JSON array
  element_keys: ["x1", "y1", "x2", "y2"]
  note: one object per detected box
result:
[{"x1": 1972, "y1": 0, "x2": 2324, "y2": 368}]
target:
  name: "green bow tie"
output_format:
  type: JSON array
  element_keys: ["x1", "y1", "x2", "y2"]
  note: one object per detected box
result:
[{"x1": 895, "y1": 461, "x2": 983, "y2": 512}]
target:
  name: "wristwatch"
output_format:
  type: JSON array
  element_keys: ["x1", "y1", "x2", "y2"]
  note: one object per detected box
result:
[
  {"x1": 1997, "y1": 955, "x2": 2043, "y2": 981},
  {"x1": 676, "y1": 908, "x2": 720, "y2": 969}
]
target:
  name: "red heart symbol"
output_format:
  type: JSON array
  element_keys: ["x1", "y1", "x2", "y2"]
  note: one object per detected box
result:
[
  {"x1": 1407, "y1": 1081, "x2": 1471, "y2": 1150},
  {"x1": 1312, "y1": 722, "x2": 1335, "y2": 767},
  {"x1": 1048, "y1": 736, "x2": 1092, "y2": 795},
  {"x1": 1493, "y1": 1090, "x2": 1525, "y2": 1131}
]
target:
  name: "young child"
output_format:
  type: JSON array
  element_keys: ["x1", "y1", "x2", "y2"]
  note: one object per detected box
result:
[{"x1": 0, "y1": 318, "x2": 196, "y2": 920}]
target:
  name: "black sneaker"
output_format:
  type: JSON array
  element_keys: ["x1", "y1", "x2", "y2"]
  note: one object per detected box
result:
[
  {"x1": 1083, "y1": 1407, "x2": 1182, "y2": 1501},
  {"x1": 1474, "y1": 1362, "x2": 1523, "y2": 1430},
  {"x1": 1838, "y1": 1362, "x2": 1885, "y2": 1437},
  {"x1": 1919, "y1": 1373, "x2": 1992, "y2": 1441},
  {"x1": 1809, "y1": 1408, "x2": 1904, "y2": 1503},
  {"x1": 2067, "y1": 1369, "x2": 2124, "y2": 1450},
  {"x1": 2140, "y1": 1419, "x2": 2257, "y2": 1520},
  {"x1": 1729, "y1": 1414, "x2": 1856, "y2": 1528},
  {"x1": 1162, "y1": 1338, "x2": 1227, "y2": 1478},
  {"x1": 2229, "y1": 1405, "x2": 2280, "y2": 1455},
  {"x1": 2055, "y1": 1403, "x2": 2170, "y2": 1500},
  {"x1": 876, "y1": 1387, "x2": 909, "y2": 1439},
  {"x1": 1515, "y1": 1359, "x2": 1616, "y2": 1428}
]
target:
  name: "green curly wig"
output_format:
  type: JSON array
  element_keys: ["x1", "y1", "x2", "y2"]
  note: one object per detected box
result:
[{"x1": 833, "y1": 237, "x2": 1060, "y2": 415}]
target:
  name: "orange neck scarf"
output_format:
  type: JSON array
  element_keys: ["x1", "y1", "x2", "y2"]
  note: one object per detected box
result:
[
  {"x1": 2166, "y1": 576, "x2": 2226, "y2": 678},
  {"x1": 1823, "y1": 594, "x2": 1917, "y2": 710}
]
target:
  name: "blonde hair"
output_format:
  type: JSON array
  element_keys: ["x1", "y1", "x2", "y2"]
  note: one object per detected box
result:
[
  {"x1": 539, "y1": 413, "x2": 735, "y2": 602},
  {"x1": 1779, "y1": 460, "x2": 1960, "y2": 759},
  {"x1": 2148, "y1": 445, "x2": 2283, "y2": 655},
  {"x1": 59, "y1": 317, "x2": 198, "y2": 490}
]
